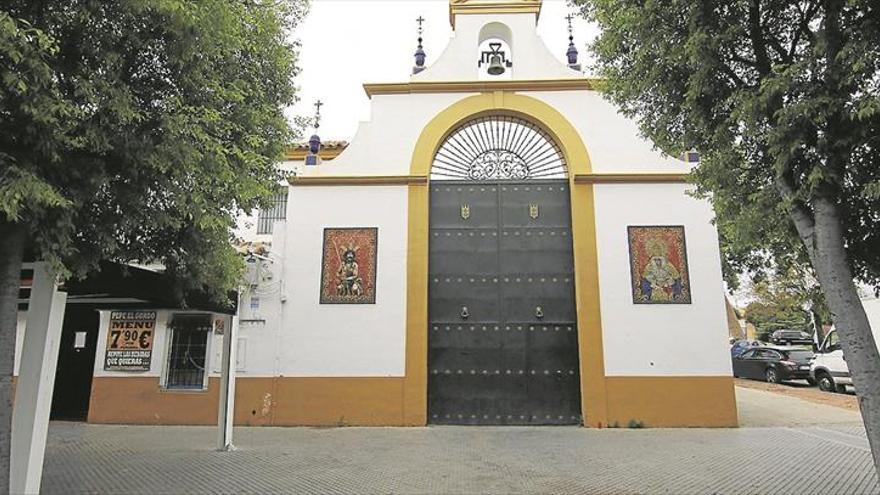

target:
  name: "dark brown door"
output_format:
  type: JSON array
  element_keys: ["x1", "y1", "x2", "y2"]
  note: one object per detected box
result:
[
  {"x1": 428, "y1": 180, "x2": 581, "y2": 425},
  {"x1": 51, "y1": 307, "x2": 99, "y2": 421}
]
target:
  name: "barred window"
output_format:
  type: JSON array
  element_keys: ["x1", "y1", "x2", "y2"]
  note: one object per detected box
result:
[
  {"x1": 257, "y1": 191, "x2": 288, "y2": 234},
  {"x1": 166, "y1": 314, "x2": 211, "y2": 390}
]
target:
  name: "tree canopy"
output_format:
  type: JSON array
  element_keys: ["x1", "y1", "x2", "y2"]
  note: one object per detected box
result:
[
  {"x1": 575, "y1": 0, "x2": 880, "y2": 476},
  {"x1": 1, "y1": 0, "x2": 306, "y2": 302},
  {"x1": 576, "y1": 0, "x2": 880, "y2": 290},
  {"x1": 0, "y1": 1, "x2": 305, "y2": 490}
]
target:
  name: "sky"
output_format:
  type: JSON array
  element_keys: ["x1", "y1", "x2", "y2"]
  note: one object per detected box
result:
[{"x1": 286, "y1": 0, "x2": 599, "y2": 141}]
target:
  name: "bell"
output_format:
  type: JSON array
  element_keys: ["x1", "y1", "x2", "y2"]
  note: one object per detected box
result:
[{"x1": 487, "y1": 54, "x2": 506, "y2": 75}]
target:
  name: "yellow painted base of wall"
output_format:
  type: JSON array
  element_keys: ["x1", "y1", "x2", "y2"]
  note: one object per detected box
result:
[
  {"x1": 233, "y1": 377, "x2": 406, "y2": 426},
  {"x1": 88, "y1": 376, "x2": 222, "y2": 425},
  {"x1": 87, "y1": 375, "x2": 737, "y2": 428},
  {"x1": 88, "y1": 376, "x2": 407, "y2": 426},
  {"x1": 603, "y1": 376, "x2": 738, "y2": 428}
]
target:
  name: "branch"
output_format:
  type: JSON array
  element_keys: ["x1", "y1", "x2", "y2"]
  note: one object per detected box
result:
[
  {"x1": 719, "y1": 63, "x2": 747, "y2": 87},
  {"x1": 747, "y1": 0, "x2": 772, "y2": 76},
  {"x1": 767, "y1": 37, "x2": 790, "y2": 65}
]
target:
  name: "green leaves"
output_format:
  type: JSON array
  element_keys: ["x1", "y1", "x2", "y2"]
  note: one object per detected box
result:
[
  {"x1": 0, "y1": 167, "x2": 71, "y2": 221},
  {"x1": 0, "y1": 0, "x2": 305, "y2": 306},
  {"x1": 743, "y1": 267, "x2": 829, "y2": 336},
  {"x1": 575, "y1": 0, "x2": 880, "y2": 290}
]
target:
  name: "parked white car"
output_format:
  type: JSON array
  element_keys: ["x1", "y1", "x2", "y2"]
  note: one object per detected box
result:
[{"x1": 811, "y1": 297, "x2": 880, "y2": 393}]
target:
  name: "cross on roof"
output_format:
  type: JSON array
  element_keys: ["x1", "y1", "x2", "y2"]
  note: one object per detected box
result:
[
  {"x1": 565, "y1": 14, "x2": 574, "y2": 36},
  {"x1": 416, "y1": 16, "x2": 425, "y2": 35},
  {"x1": 313, "y1": 100, "x2": 323, "y2": 130}
]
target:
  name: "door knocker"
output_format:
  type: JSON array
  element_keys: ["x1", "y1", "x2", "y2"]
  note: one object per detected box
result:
[
  {"x1": 535, "y1": 306, "x2": 544, "y2": 319},
  {"x1": 461, "y1": 306, "x2": 470, "y2": 319},
  {"x1": 460, "y1": 204, "x2": 471, "y2": 220},
  {"x1": 529, "y1": 203, "x2": 539, "y2": 220}
]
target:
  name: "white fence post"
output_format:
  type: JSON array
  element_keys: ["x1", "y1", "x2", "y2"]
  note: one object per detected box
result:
[
  {"x1": 217, "y1": 293, "x2": 239, "y2": 451},
  {"x1": 11, "y1": 262, "x2": 66, "y2": 494}
]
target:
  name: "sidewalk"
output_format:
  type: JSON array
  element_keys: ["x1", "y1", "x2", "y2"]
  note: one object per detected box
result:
[
  {"x1": 42, "y1": 404, "x2": 877, "y2": 494},
  {"x1": 736, "y1": 384, "x2": 863, "y2": 427}
]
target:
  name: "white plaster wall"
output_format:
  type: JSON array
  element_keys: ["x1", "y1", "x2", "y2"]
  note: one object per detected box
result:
[
  {"x1": 232, "y1": 226, "x2": 288, "y2": 377},
  {"x1": 297, "y1": 89, "x2": 691, "y2": 180},
  {"x1": 593, "y1": 183, "x2": 732, "y2": 376},
  {"x1": 415, "y1": 13, "x2": 580, "y2": 81},
  {"x1": 280, "y1": 185, "x2": 409, "y2": 376},
  {"x1": 298, "y1": 93, "x2": 470, "y2": 178},
  {"x1": 860, "y1": 297, "x2": 880, "y2": 350},
  {"x1": 531, "y1": 91, "x2": 687, "y2": 173}
]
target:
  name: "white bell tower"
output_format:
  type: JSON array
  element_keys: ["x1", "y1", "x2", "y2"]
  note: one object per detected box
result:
[{"x1": 412, "y1": 0, "x2": 581, "y2": 82}]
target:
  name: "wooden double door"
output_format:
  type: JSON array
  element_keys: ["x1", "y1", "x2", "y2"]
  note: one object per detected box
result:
[{"x1": 427, "y1": 180, "x2": 581, "y2": 425}]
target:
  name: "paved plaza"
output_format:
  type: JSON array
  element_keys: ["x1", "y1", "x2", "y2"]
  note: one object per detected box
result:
[{"x1": 41, "y1": 387, "x2": 879, "y2": 494}]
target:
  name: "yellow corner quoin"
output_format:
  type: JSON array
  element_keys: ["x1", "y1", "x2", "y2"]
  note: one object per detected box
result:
[
  {"x1": 363, "y1": 79, "x2": 602, "y2": 99},
  {"x1": 404, "y1": 182, "x2": 430, "y2": 425},
  {"x1": 449, "y1": 0, "x2": 543, "y2": 28},
  {"x1": 406, "y1": 91, "x2": 609, "y2": 427}
]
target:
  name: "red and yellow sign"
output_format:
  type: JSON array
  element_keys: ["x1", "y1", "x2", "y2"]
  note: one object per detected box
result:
[{"x1": 104, "y1": 311, "x2": 156, "y2": 371}]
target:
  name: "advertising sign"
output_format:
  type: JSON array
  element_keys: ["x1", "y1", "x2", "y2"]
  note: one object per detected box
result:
[{"x1": 104, "y1": 311, "x2": 156, "y2": 371}]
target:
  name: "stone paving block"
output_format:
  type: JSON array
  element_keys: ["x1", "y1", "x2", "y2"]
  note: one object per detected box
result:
[{"x1": 41, "y1": 422, "x2": 879, "y2": 494}]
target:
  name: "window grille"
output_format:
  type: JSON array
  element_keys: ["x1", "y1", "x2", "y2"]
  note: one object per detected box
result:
[
  {"x1": 166, "y1": 314, "x2": 211, "y2": 390},
  {"x1": 257, "y1": 191, "x2": 288, "y2": 234},
  {"x1": 430, "y1": 115, "x2": 567, "y2": 181}
]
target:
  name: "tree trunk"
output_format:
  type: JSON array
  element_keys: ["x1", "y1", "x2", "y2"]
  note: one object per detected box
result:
[
  {"x1": 794, "y1": 197, "x2": 880, "y2": 476},
  {"x1": 0, "y1": 219, "x2": 26, "y2": 494}
]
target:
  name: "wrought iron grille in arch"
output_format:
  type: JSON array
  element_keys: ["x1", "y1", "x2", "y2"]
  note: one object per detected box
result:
[{"x1": 430, "y1": 115, "x2": 567, "y2": 181}]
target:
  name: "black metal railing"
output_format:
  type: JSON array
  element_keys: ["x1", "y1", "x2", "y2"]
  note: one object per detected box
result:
[
  {"x1": 256, "y1": 191, "x2": 288, "y2": 235},
  {"x1": 166, "y1": 315, "x2": 211, "y2": 389}
]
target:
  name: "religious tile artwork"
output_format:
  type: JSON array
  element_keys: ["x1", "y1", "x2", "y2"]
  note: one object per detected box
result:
[
  {"x1": 627, "y1": 226, "x2": 692, "y2": 304},
  {"x1": 320, "y1": 227, "x2": 378, "y2": 304}
]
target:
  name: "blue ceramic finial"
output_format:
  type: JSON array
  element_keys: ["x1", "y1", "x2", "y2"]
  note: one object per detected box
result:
[{"x1": 414, "y1": 16, "x2": 427, "y2": 74}]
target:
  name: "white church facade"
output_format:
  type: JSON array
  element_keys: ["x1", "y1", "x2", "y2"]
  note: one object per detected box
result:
[{"x1": 20, "y1": 0, "x2": 738, "y2": 427}]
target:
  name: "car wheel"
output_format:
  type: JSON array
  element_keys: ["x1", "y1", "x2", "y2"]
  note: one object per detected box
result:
[
  {"x1": 817, "y1": 371, "x2": 836, "y2": 393},
  {"x1": 806, "y1": 377, "x2": 817, "y2": 386},
  {"x1": 765, "y1": 368, "x2": 780, "y2": 384}
]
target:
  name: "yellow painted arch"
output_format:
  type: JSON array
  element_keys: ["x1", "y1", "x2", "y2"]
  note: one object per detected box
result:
[
  {"x1": 403, "y1": 91, "x2": 609, "y2": 427},
  {"x1": 408, "y1": 91, "x2": 592, "y2": 177}
]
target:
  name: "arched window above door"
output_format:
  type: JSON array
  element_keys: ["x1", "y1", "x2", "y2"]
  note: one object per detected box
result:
[{"x1": 430, "y1": 115, "x2": 567, "y2": 181}]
